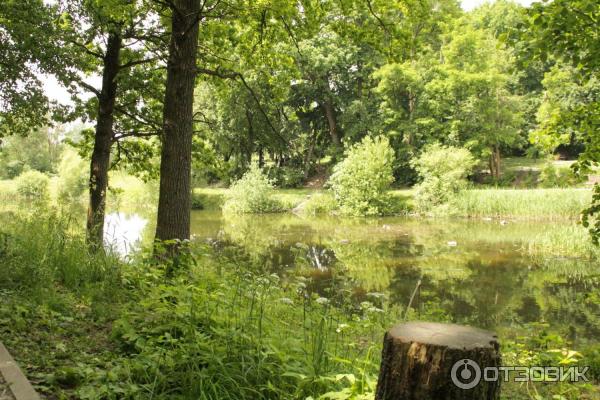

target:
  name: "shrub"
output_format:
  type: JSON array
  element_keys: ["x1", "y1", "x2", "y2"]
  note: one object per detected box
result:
[
  {"x1": 57, "y1": 148, "x2": 88, "y2": 202},
  {"x1": 295, "y1": 192, "x2": 338, "y2": 215},
  {"x1": 15, "y1": 170, "x2": 50, "y2": 202},
  {"x1": 539, "y1": 163, "x2": 585, "y2": 188},
  {"x1": 267, "y1": 165, "x2": 305, "y2": 188},
  {"x1": 222, "y1": 164, "x2": 282, "y2": 214},
  {"x1": 328, "y1": 136, "x2": 395, "y2": 216},
  {"x1": 411, "y1": 143, "x2": 476, "y2": 211}
]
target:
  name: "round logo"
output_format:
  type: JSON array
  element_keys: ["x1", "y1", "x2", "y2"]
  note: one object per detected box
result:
[{"x1": 451, "y1": 359, "x2": 481, "y2": 389}]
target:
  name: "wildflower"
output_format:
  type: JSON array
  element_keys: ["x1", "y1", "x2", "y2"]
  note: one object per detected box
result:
[
  {"x1": 336, "y1": 323, "x2": 349, "y2": 333},
  {"x1": 279, "y1": 297, "x2": 294, "y2": 305},
  {"x1": 315, "y1": 297, "x2": 329, "y2": 305}
]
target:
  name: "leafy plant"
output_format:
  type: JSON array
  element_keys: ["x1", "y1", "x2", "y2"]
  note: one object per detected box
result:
[
  {"x1": 328, "y1": 136, "x2": 395, "y2": 216},
  {"x1": 57, "y1": 147, "x2": 88, "y2": 202},
  {"x1": 15, "y1": 170, "x2": 50, "y2": 202},
  {"x1": 268, "y1": 166, "x2": 305, "y2": 188},
  {"x1": 411, "y1": 143, "x2": 476, "y2": 212},
  {"x1": 223, "y1": 164, "x2": 282, "y2": 214}
]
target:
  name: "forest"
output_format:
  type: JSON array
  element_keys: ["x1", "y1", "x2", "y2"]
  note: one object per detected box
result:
[{"x1": 0, "y1": 0, "x2": 599, "y2": 399}]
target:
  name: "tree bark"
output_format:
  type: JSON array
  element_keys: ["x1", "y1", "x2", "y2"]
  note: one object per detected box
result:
[
  {"x1": 376, "y1": 321, "x2": 501, "y2": 400},
  {"x1": 86, "y1": 32, "x2": 122, "y2": 249},
  {"x1": 304, "y1": 128, "x2": 316, "y2": 178},
  {"x1": 155, "y1": 0, "x2": 200, "y2": 244},
  {"x1": 321, "y1": 99, "x2": 341, "y2": 147},
  {"x1": 489, "y1": 146, "x2": 501, "y2": 181}
]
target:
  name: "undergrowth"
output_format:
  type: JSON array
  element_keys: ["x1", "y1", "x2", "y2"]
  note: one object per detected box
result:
[{"x1": 0, "y1": 209, "x2": 598, "y2": 399}]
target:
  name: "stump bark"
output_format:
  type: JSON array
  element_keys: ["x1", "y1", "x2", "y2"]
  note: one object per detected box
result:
[{"x1": 375, "y1": 321, "x2": 501, "y2": 400}]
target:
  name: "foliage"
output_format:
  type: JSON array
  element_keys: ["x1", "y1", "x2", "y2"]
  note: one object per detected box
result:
[
  {"x1": 539, "y1": 163, "x2": 586, "y2": 188},
  {"x1": 452, "y1": 188, "x2": 592, "y2": 220},
  {"x1": 411, "y1": 144, "x2": 476, "y2": 211},
  {"x1": 15, "y1": 170, "x2": 50, "y2": 202},
  {"x1": 223, "y1": 164, "x2": 282, "y2": 214},
  {"x1": 0, "y1": 211, "x2": 391, "y2": 399},
  {"x1": 0, "y1": 127, "x2": 63, "y2": 178},
  {"x1": 328, "y1": 136, "x2": 395, "y2": 216},
  {"x1": 268, "y1": 166, "x2": 305, "y2": 189},
  {"x1": 0, "y1": 0, "x2": 57, "y2": 135},
  {"x1": 582, "y1": 184, "x2": 600, "y2": 245},
  {"x1": 57, "y1": 147, "x2": 88, "y2": 202},
  {"x1": 295, "y1": 192, "x2": 338, "y2": 216},
  {"x1": 526, "y1": 0, "x2": 600, "y2": 244},
  {"x1": 530, "y1": 65, "x2": 598, "y2": 156}
]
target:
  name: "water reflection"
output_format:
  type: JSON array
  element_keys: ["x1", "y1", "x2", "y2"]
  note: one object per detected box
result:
[
  {"x1": 108, "y1": 210, "x2": 599, "y2": 345},
  {"x1": 104, "y1": 212, "x2": 147, "y2": 256},
  {"x1": 189, "y1": 211, "x2": 599, "y2": 345}
]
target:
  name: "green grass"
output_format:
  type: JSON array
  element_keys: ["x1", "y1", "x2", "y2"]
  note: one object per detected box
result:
[
  {"x1": 1, "y1": 208, "x2": 599, "y2": 399},
  {"x1": 452, "y1": 188, "x2": 592, "y2": 220},
  {"x1": 0, "y1": 209, "x2": 392, "y2": 399},
  {"x1": 194, "y1": 186, "x2": 590, "y2": 221}
]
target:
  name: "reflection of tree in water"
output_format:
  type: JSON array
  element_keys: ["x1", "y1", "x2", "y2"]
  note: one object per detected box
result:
[
  {"x1": 543, "y1": 274, "x2": 600, "y2": 340},
  {"x1": 206, "y1": 212, "x2": 599, "y2": 341},
  {"x1": 330, "y1": 237, "x2": 422, "y2": 292},
  {"x1": 388, "y1": 256, "x2": 532, "y2": 329}
]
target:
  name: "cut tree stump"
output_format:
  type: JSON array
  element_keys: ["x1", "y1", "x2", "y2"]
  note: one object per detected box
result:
[{"x1": 375, "y1": 321, "x2": 501, "y2": 400}]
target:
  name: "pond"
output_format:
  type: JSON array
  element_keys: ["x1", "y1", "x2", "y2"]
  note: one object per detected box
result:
[{"x1": 107, "y1": 210, "x2": 600, "y2": 347}]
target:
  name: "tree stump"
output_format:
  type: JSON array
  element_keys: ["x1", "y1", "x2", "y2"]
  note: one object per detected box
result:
[{"x1": 375, "y1": 321, "x2": 501, "y2": 400}]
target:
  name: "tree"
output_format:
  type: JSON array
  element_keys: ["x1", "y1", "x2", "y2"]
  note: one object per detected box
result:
[
  {"x1": 375, "y1": 22, "x2": 524, "y2": 181},
  {"x1": 154, "y1": 0, "x2": 201, "y2": 244},
  {"x1": 55, "y1": 0, "x2": 164, "y2": 248},
  {"x1": 0, "y1": 0, "x2": 57, "y2": 136},
  {"x1": 527, "y1": 0, "x2": 600, "y2": 242}
]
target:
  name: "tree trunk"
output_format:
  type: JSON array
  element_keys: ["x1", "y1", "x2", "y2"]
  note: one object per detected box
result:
[
  {"x1": 304, "y1": 128, "x2": 316, "y2": 179},
  {"x1": 86, "y1": 32, "x2": 122, "y2": 249},
  {"x1": 258, "y1": 146, "x2": 264, "y2": 168},
  {"x1": 322, "y1": 99, "x2": 341, "y2": 147},
  {"x1": 376, "y1": 321, "x2": 501, "y2": 400},
  {"x1": 155, "y1": 0, "x2": 200, "y2": 245},
  {"x1": 246, "y1": 109, "x2": 254, "y2": 166},
  {"x1": 494, "y1": 146, "x2": 501, "y2": 180},
  {"x1": 489, "y1": 146, "x2": 501, "y2": 181}
]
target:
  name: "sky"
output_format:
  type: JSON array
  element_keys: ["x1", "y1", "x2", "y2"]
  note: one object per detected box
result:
[{"x1": 461, "y1": 0, "x2": 536, "y2": 11}]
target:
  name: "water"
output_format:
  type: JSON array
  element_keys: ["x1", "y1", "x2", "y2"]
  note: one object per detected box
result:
[{"x1": 108, "y1": 210, "x2": 600, "y2": 345}]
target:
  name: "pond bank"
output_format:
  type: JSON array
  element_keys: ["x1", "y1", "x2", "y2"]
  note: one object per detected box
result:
[{"x1": 193, "y1": 186, "x2": 592, "y2": 220}]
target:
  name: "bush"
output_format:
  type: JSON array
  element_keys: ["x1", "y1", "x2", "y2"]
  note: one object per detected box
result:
[
  {"x1": 328, "y1": 136, "x2": 395, "y2": 216},
  {"x1": 539, "y1": 163, "x2": 585, "y2": 188},
  {"x1": 57, "y1": 148, "x2": 88, "y2": 202},
  {"x1": 222, "y1": 164, "x2": 282, "y2": 214},
  {"x1": 411, "y1": 143, "x2": 476, "y2": 211},
  {"x1": 15, "y1": 170, "x2": 50, "y2": 202},
  {"x1": 295, "y1": 192, "x2": 338, "y2": 215},
  {"x1": 267, "y1": 165, "x2": 305, "y2": 188}
]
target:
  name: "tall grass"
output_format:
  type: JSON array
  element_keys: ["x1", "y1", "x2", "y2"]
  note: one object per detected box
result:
[
  {"x1": 0, "y1": 209, "x2": 393, "y2": 399},
  {"x1": 452, "y1": 188, "x2": 592, "y2": 220},
  {"x1": 0, "y1": 210, "x2": 123, "y2": 308}
]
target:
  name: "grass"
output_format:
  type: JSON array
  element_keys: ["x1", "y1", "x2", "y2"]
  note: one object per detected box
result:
[
  {"x1": 451, "y1": 188, "x2": 592, "y2": 220},
  {"x1": 193, "y1": 186, "x2": 591, "y2": 221},
  {"x1": 1, "y1": 207, "x2": 599, "y2": 399},
  {"x1": 0, "y1": 208, "x2": 393, "y2": 399}
]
